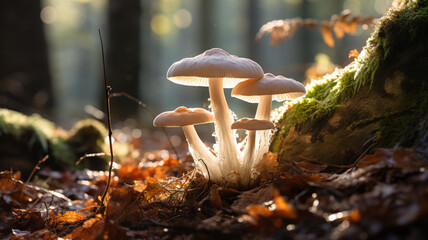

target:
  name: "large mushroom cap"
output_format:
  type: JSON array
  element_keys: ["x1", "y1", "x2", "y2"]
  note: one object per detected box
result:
[
  {"x1": 231, "y1": 118, "x2": 275, "y2": 131},
  {"x1": 153, "y1": 107, "x2": 214, "y2": 127},
  {"x1": 167, "y1": 48, "x2": 264, "y2": 88},
  {"x1": 231, "y1": 73, "x2": 306, "y2": 103}
]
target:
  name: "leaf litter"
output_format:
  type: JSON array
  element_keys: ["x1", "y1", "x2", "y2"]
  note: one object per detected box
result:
[{"x1": 1, "y1": 145, "x2": 427, "y2": 239}]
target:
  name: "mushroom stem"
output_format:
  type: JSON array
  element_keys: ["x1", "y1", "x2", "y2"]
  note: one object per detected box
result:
[
  {"x1": 255, "y1": 95, "x2": 272, "y2": 120},
  {"x1": 182, "y1": 125, "x2": 221, "y2": 180},
  {"x1": 240, "y1": 130, "x2": 256, "y2": 186},
  {"x1": 208, "y1": 78, "x2": 239, "y2": 175},
  {"x1": 253, "y1": 95, "x2": 273, "y2": 168}
]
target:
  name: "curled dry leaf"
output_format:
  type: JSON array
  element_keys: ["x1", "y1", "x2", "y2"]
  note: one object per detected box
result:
[
  {"x1": 210, "y1": 184, "x2": 223, "y2": 208},
  {"x1": 49, "y1": 211, "x2": 86, "y2": 226},
  {"x1": 320, "y1": 23, "x2": 335, "y2": 47},
  {"x1": 70, "y1": 217, "x2": 105, "y2": 240},
  {"x1": 256, "y1": 10, "x2": 377, "y2": 47}
]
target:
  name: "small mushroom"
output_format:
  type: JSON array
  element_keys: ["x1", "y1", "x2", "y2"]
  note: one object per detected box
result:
[
  {"x1": 232, "y1": 73, "x2": 306, "y2": 120},
  {"x1": 231, "y1": 118, "x2": 274, "y2": 186},
  {"x1": 167, "y1": 48, "x2": 264, "y2": 175},
  {"x1": 153, "y1": 106, "x2": 221, "y2": 180},
  {"x1": 231, "y1": 73, "x2": 306, "y2": 166}
]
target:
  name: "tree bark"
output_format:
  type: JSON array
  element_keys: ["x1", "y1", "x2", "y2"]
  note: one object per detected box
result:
[
  {"x1": 106, "y1": 0, "x2": 141, "y2": 119},
  {"x1": 0, "y1": 0, "x2": 53, "y2": 114}
]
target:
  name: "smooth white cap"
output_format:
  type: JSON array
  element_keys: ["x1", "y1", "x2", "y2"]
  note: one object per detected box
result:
[
  {"x1": 231, "y1": 73, "x2": 306, "y2": 103},
  {"x1": 153, "y1": 107, "x2": 214, "y2": 127},
  {"x1": 167, "y1": 48, "x2": 264, "y2": 88}
]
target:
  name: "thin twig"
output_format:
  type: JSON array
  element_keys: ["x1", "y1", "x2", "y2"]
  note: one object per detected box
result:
[
  {"x1": 109, "y1": 91, "x2": 179, "y2": 158},
  {"x1": 76, "y1": 153, "x2": 108, "y2": 165},
  {"x1": 98, "y1": 28, "x2": 114, "y2": 212},
  {"x1": 195, "y1": 159, "x2": 211, "y2": 201},
  {"x1": 22, "y1": 155, "x2": 49, "y2": 198}
]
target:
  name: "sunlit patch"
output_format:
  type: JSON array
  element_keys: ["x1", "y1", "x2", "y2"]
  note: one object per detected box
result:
[
  {"x1": 40, "y1": 6, "x2": 58, "y2": 24},
  {"x1": 151, "y1": 14, "x2": 172, "y2": 36},
  {"x1": 158, "y1": 0, "x2": 180, "y2": 13},
  {"x1": 131, "y1": 128, "x2": 142, "y2": 139},
  {"x1": 286, "y1": 224, "x2": 295, "y2": 231},
  {"x1": 173, "y1": 9, "x2": 192, "y2": 28}
]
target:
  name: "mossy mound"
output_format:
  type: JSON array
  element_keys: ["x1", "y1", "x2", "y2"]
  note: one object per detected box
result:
[
  {"x1": 271, "y1": 0, "x2": 428, "y2": 165},
  {"x1": 0, "y1": 108, "x2": 110, "y2": 174}
]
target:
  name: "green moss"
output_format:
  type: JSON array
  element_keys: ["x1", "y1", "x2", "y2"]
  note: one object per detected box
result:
[
  {"x1": 271, "y1": 0, "x2": 428, "y2": 153},
  {"x1": 66, "y1": 119, "x2": 109, "y2": 170},
  {"x1": 0, "y1": 108, "x2": 76, "y2": 166}
]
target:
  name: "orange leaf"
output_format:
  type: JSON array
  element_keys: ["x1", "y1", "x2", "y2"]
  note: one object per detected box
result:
[
  {"x1": 333, "y1": 22, "x2": 345, "y2": 39},
  {"x1": 273, "y1": 189, "x2": 297, "y2": 219},
  {"x1": 349, "y1": 49, "x2": 360, "y2": 58},
  {"x1": 320, "y1": 23, "x2": 335, "y2": 47},
  {"x1": 51, "y1": 211, "x2": 85, "y2": 226},
  {"x1": 343, "y1": 209, "x2": 361, "y2": 223},
  {"x1": 247, "y1": 205, "x2": 273, "y2": 219},
  {"x1": 343, "y1": 16, "x2": 361, "y2": 33}
]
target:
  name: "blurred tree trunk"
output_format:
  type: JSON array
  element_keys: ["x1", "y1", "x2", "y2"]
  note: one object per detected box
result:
[
  {"x1": 106, "y1": 0, "x2": 141, "y2": 120},
  {"x1": 247, "y1": 0, "x2": 258, "y2": 61},
  {"x1": 199, "y1": 0, "x2": 213, "y2": 50},
  {"x1": 0, "y1": 0, "x2": 53, "y2": 114}
]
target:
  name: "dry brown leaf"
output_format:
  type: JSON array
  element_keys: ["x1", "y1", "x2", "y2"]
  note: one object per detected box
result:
[
  {"x1": 320, "y1": 23, "x2": 335, "y2": 47},
  {"x1": 343, "y1": 16, "x2": 361, "y2": 33},
  {"x1": 333, "y1": 21, "x2": 345, "y2": 38},
  {"x1": 273, "y1": 189, "x2": 297, "y2": 219},
  {"x1": 293, "y1": 161, "x2": 328, "y2": 174},
  {"x1": 210, "y1": 184, "x2": 223, "y2": 208},
  {"x1": 70, "y1": 217, "x2": 105, "y2": 240},
  {"x1": 51, "y1": 211, "x2": 86, "y2": 225}
]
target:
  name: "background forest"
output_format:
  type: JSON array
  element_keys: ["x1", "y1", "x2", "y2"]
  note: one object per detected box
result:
[{"x1": 0, "y1": 0, "x2": 393, "y2": 128}]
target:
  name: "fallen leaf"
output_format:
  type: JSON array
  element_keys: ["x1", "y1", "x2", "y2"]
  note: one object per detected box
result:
[
  {"x1": 321, "y1": 23, "x2": 335, "y2": 47},
  {"x1": 210, "y1": 184, "x2": 223, "y2": 208},
  {"x1": 349, "y1": 49, "x2": 360, "y2": 58},
  {"x1": 273, "y1": 189, "x2": 297, "y2": 219}
]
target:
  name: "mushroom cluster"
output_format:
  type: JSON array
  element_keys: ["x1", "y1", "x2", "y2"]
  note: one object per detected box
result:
[{"x1": 154, "y1": 48, "x2": 306, "y2": 188}]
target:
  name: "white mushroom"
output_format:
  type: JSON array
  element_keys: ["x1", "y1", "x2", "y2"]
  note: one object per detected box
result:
[
  {"x1": 231, "y1": 73, "x2": 306, "y2": 166},
  {"x1": 167, "y1": 48, "x2": 264, "y2": 176},
  {"x1": 153, "y1": 107, "x2": 221, "y2": 181},
  {"x1": 231, "y1": 118, "x2": 274, "y2": 186}
]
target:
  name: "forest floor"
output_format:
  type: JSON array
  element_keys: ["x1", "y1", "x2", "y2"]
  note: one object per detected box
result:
[{"x1": 1, "y1": 129, "x2": 428, "y2": 240}]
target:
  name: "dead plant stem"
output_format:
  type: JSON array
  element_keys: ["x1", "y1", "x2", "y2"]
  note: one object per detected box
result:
[{"x1": 98, "y1": 28, "x2": 114, "y2": 212}]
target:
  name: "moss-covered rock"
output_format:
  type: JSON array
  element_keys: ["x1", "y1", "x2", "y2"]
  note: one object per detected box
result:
[
  {"x1": 0, "y1": 108, "x2": 110, "y2": 174},
  {"x1": 271, "y1": 0, "x2": 428, "y2": 165}
]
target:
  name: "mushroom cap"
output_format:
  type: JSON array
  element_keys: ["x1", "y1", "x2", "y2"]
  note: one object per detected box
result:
[
  {"x1": 231, "y1": 73, "x2": 306, "y2": 103},
  {"x1": 153, "y1": 107, "x2": 214, "y2": 127},
  {"x1": 231, "y1": 118, "x2": 275, "y2": 131},
  {"x1": 167, "y1": 48, "x2": 264, "y2": 88}
]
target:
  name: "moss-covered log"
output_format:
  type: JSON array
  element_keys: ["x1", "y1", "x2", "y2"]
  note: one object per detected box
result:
[
  {"x1": 0, "y1": 108, "x2": 110, "y2": 174},
  {"x1": 271, "y1": 1, "x2": 428, "y2": 165}
]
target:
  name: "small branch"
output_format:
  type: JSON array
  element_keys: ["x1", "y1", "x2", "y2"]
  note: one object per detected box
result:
[
  {"x1": 22, "y1": 155, "x2": 49, "y2": 196},
  {"x1": 109, "y1": 91, "x2": 179, "y2": 158},
  {"x1": 76, "y1": 153, "x2": 108, "y2": 165},
  {"x1": 98, "y1": 28, "x2": 114, "y2": 212}
]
